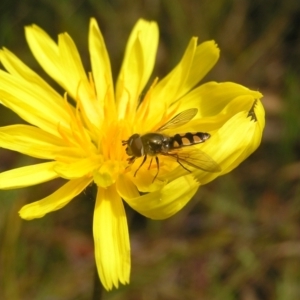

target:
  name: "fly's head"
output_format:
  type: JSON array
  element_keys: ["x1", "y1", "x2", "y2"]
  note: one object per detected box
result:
[{"x1": 122, "y1": 134, "x2": 144, "y2": 157}]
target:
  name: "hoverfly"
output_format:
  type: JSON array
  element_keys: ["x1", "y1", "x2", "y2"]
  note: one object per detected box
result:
[{"x1": 122, "y1": 108, "x2": 221, "y2": 181}]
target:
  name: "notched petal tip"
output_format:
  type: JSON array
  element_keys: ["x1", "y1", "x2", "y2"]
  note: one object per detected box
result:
[
  {"x1": 25, "y1": 24, "x2": 50, "y2": 41},
  {"x1": 134, "y1": 18, "x2": 159, "y2": 30},
  {"x1": 198, "y1": 40, "x2": 220, "y2": 58},
  {"x1": 205, "y1": 39, "x2": 220, "y2": 50}
]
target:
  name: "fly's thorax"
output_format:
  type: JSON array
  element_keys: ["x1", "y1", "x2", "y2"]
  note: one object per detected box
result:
[
  {"x1": 171, "y1": 132, "x2": 211, "y2": 148},
  {"x1": 126, "y1": 133, "x2": 144, "y2": 157},
  {"x1": 141, "y1": 133, "x2": 172, "y2": 156}
]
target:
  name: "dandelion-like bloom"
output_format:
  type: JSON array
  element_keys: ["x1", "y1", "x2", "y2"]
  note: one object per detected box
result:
[{"x1": 0, "y1": 19, "x2": 265, "y2": 290}]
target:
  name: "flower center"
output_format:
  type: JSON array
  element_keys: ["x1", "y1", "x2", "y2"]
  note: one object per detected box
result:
[{"x1": 93, "y1": 120, "x2": 130, "y2": 188}]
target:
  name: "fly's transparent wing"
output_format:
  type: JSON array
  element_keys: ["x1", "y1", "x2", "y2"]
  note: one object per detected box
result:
[
  {"x1": 157, "y1": 108, "x2": 198, "y2": 131},
  {"x1": 163, "y1": 148, "x2": 221, "y2": 173}
]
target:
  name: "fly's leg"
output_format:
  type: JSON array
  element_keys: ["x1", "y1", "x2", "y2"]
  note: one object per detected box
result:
[
  {"x1": 152, "y1": 157, "x2": 160, "y2": 182},
  {"x1": 125, "y1": 156, "x2": 136, "y2": 172},
  {"x1": 134, "y1": 155, "x2": 147, "y2": 177},
  {"x1": 137, "y1": 156, "x2": 160, "y2": 182},
  {"x1": 176, "y1": 159, "x2": 192, "y2": 173},
  {"x1": 165, "y1": 153, "x2": 192, "y2": 173},
  {"x1": 127, "y1": 156, "x2": 136, "y2": 164},
  {"x1": 148, "y1": 157, "x2": 153, "y2": 170}
]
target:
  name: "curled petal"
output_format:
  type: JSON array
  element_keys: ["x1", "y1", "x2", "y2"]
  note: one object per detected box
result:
[
  {"x1": 195, "y1": 99, "x2": 265, "y2": 184},
  {"x1": 178, "y1": 81, "x2": 263, "y2": 117},
  {"x1": 122, "y1": 174, "x2": 200, "y2": 220}
]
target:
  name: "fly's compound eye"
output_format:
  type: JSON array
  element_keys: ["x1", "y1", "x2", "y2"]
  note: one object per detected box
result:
[
  {"x1": 126, "y1": 146, "x2": 132, "y2": 156},
  {"x1": 123, "y1": 134, "x2": 143, "y2": 157}
]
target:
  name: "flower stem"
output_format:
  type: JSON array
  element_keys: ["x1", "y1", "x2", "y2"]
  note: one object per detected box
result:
[{"x1": 92, "y1": 264, "x2": 103, "y2": 300}]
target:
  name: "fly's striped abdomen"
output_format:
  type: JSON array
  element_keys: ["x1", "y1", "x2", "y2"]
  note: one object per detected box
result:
[{"x1": 171, "y1": 132, "x2": 211, "y2": 148}]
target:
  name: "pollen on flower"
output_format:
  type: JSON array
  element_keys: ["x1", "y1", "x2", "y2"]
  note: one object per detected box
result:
[
  {"x1": 91, "y1": 119, "x2": 129, "y2": 189},
  {"x1": 100, "y1": 120, "x2": 131, "y2": 161}
]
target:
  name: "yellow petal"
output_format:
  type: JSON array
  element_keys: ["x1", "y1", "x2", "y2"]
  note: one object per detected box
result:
[
  {"x1": 116, "y1": 19, "x2": 159, "y2": 119},
  {"x1": 116, "y1": 174, "x2": 140, "y2": 199},
  {"x1": 89, "y1": 18, "x2": 114, "y2": 110},
  {"x1": 162, "y1": 93, "x2": 260, "y2": 136},
  {"x1": 0, "y1": 125, "x2": 72, "y2": 159},
  {"x1": 58, "y1": 33, "x2": 88, "y2": 93},
  {"x1": 0, "y1": 48, "x2": 64, "y2": 102},
  {"x1": 19, "y1": 177, "x2": 92, "y2": 220},
  {"x1": 147, "y1": 38, "x2": 197, "y2": 113},
  {"x1": 127, "y1": 20, "x2": 159, "y2": 94},
  {"x1": 94, "y1": 160, "x2": 125, "y2": 188},
  {"x1": 25, "y1": 25, "x2": 64, "y2": 86},
  {"x1": 0, "y1": 162, "x2": 58, "y2": 189},
  {"x1": 58, "y1": 33, "x2": 102, "y2": 130},
  {"x1": 25, "y1": 24, "x2": 102, "y2": 129},
  {"x1": 123, "y1": 166, "x2": 166, "y2": 193},
  {"x1": 183, "y1": 41, "x2": 220, "y2": 94},
  {"x1": 93, "y1": 185, "x2": 130, "y2": 290},
  {"x1": 54, "y1": 156, "x2": 102, "y2": 179},
  {"x1": 123, "y1": 174, "x2": 200, "y2": 220},
  {"x1": 144, "y1": 40, "x2": 219, "y2": 122},
  {"x1": 0, "y1": 73, "x2": 71, "y2": 137}
]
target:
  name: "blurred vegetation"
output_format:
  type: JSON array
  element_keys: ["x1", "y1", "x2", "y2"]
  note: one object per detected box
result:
[{"x1": 0, "y1": 0, "x2": 300, "y2": 299}]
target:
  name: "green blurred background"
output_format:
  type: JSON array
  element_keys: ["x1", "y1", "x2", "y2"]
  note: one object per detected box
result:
[{"x1": 0, "y1": 0, "x2": 300, "y2": 299}]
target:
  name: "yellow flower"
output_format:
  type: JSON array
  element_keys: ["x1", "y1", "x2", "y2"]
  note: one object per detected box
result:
[{"x1": 0, "y1": 18, "x2": 265, "y2": 290}]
